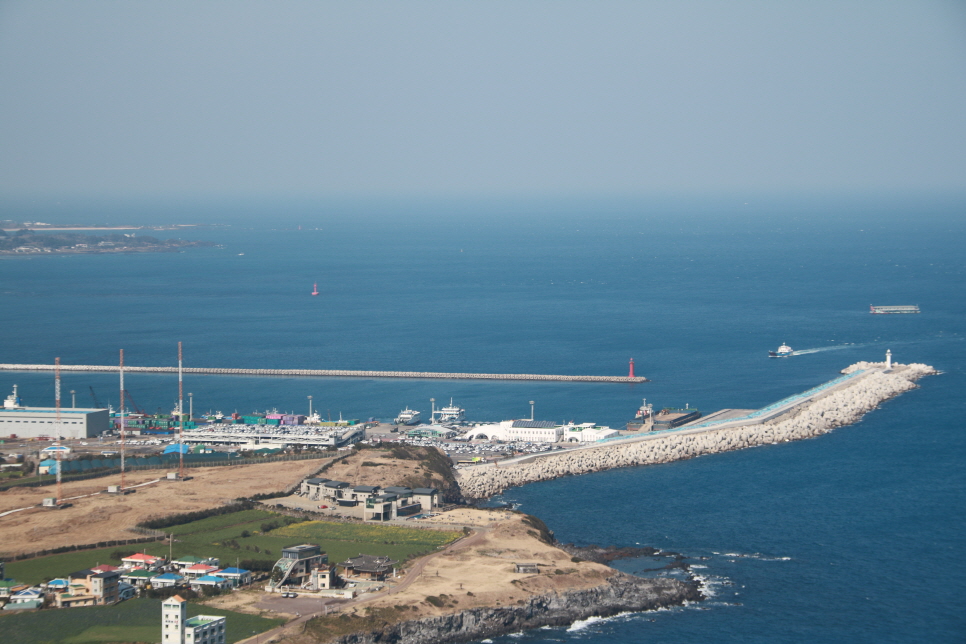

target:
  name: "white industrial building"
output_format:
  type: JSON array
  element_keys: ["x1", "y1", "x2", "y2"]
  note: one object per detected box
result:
[
  {"x1": 0, "y1": 386, "x2": 109, "y2": 439},
  {"x1": 465, "y1": 420, "x2": 564, "y2": 443},
  {"x1": 464, "y1": 419, "x2": 617, "y2": 443}
]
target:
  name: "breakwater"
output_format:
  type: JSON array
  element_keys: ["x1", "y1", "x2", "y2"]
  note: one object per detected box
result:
[
  {"x1": 325, "y1": 574, "x2": 699, "y2": 644},
  {"x1": 456, "y1": 362, "x2": 936, "y2": 499},
  {"x1": 0, "y1": 363, "x2": 645, "y2": 384}
]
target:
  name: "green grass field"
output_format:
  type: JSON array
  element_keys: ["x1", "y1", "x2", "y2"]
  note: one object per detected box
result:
[
  {"x1": 7, "y1": 508, "x2": 462, "y2": 585},
  {"x1": 0, "y1": 597, "x2": 283, "y2": 644}
]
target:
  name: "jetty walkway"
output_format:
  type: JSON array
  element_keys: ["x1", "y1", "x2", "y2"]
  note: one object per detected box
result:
[{"x1": 0, "y1": 363, "x2": 646, "y2": 384}]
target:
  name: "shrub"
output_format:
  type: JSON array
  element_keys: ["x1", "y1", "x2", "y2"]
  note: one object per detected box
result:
[{"x1": 424, "y1": 596, "x2": 444, "y2": 607}]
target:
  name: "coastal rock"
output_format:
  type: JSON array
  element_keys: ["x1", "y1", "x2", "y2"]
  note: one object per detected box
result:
[
  {"x1": 330, "y1": 574, "x2": 699, "y2": 644},
  {"x1": 456, "y1": 362, "x2": 936, "y2": 499}
]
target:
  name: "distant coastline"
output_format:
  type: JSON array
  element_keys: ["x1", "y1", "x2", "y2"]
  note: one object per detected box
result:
[{"x1": 0, "y1": 228, "x2": 216, "y2": 255}]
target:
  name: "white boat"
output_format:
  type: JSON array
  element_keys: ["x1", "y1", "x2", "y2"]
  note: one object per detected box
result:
[
  {"x1": 394, "y1": 408, "x2": 421, "y2": 425},
  {"x1": 434, "y1": 399, "x2": 466, "y2": 425},
  {"x1": 769, "y1": 343, "x2": 794, "y2": 358}
]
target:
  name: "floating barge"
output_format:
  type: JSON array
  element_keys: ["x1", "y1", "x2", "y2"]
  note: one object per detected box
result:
[{"x1": 870, "y1": 305, "x2": 920, "y2": 314}]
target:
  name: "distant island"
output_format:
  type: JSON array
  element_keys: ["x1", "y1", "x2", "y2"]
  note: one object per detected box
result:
[{"x1": 0, "y1": 229, "x2": 217, "y2": 255}]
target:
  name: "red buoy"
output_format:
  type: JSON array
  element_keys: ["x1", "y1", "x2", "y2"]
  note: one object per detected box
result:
[
  {"x1": 311, "y1": 283, "x2": 319, "y2": 296},
  {"x1": 628, "y1": 358, "x2": 635, "y2": 379}
]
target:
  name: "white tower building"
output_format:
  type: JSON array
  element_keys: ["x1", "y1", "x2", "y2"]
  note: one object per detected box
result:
[
  {"x1": 162, "y1": 595, "x2": 187, "y2": 644},
  {"x1": 162, "y1": 595, "x2": 226, "y2": 644}
]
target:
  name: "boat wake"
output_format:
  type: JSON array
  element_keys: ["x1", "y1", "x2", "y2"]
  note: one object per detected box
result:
[{"x1": 791, "y1": 342, "x2": 873, "y2": 356}]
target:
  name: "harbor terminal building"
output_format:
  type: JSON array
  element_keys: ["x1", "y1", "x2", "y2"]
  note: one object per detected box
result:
[{"x1": 1, "y1": 386, "x2": 109, "y2": 439}]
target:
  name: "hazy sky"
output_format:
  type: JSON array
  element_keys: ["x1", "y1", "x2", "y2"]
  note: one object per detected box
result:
[{"x1": 1, "y1": 1, "x2": 964, "y2": 199}]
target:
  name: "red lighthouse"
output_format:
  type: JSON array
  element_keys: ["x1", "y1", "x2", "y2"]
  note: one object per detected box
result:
[{"x1": 628, "y1": 358, "x2": 635, "y2": 379}]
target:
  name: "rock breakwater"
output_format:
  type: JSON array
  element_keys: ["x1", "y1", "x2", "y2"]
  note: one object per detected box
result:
[
  {"x1": 457, "y1": 362, "x2": 936, "y2": 499},
  {"x1": 327, "y1": 574, "x2": 699, "y2": 644}
]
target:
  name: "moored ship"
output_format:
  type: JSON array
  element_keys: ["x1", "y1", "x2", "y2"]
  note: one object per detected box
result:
[
  {"x1": 769, "y1": 343, "x2": 794, "y2": 358},
  {"x1": 626, "y1": 398, "x2": 654, "y2": 431},
  {"x1": 394, "y1": 408, "x2": 421, "y2": 425},
  {"x1": 433, "y1": 398, "x2": 466, "y2": 425},
  {"x1": 870, "y1": 304, "x2": 919, "y2": 314}
]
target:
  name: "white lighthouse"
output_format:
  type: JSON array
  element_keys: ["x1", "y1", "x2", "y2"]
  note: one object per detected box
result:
[{"x1": 886, "y1": 349, "x2": 892, "y2": 370}]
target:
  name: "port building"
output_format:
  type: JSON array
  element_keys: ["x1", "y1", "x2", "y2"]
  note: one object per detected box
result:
[{"x1": 1, "y1": 386, "x2": 109, "y2": 439}]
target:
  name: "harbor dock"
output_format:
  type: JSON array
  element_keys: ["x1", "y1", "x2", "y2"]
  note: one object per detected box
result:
[{"x1": 0, "y1": 363, "x2": 647, "y2": 384}]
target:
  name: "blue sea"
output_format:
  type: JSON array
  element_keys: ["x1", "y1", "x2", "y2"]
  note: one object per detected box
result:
[{"x1": 2, "y1": 194, "x2": 964, "y2": 642}]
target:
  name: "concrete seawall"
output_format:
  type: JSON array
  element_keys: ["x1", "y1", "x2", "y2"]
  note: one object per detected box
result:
[
  {"x1": 456, "y1": 362, "x2": 937, "y2": 499},
  {"x1": 0, "y1": 363, "x2": 646, "y2": 384}
]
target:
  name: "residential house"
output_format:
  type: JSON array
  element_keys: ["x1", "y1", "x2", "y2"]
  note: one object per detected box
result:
[
  {"x1": 55, "y1": 569, "x2": 120, "y2": 607},
  {"x1": 213, "y1": 567, "x2": 251, "y2": 588},
  {"x1": 5, "y1": 588, "x2": 44, "y2": 610},
  {"x1": 120, "y1": 568, "x2": 159, "y2": 589},
  {"x1": 189, "y1": 575, "x2": 230, "y2": 593},
  {"x1": 183, "y1": 564, "x2": 220, "y2": 579},
  {"x1": 339, "y1": 555, "x2": 398, "y2": 581},
  {"x1": 268, "y1": 544, "x2": 328, "y2": 591},
  {"x1": 152, "y1": 573, "x2": 186, "y2": 589},
  {"x1": 120, "y1": 553, "x2": 164, "y2": 570}
]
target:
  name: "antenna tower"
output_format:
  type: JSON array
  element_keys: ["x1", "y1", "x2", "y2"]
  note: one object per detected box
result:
[
  {"x1": 178, "y1": 342, "x2": 184, "y2": 480},
  {"x1": 55, "y1": 357, "x2": 63, "y2": 505},
  {"x1": 119, "y1": 349, "x2": 126, "y2": 490}
]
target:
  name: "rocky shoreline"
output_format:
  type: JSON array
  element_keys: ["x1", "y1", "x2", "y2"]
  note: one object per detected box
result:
[
  {"x1": 456, "y1": 362, "x2": 936, "y2": 499},
  {"x1": 327, "y1": 573, "x2": 700, "y2": 644}
]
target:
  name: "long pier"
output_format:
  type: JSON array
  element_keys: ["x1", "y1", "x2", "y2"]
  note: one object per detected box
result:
[{"x1": 0, "y1": 363, "x2": 646, "y2": 384}]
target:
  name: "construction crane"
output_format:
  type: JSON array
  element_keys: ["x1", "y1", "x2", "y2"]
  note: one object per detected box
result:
[
  {"x1": 89, "y1": 386, "x2": 103, "y2": 409},
  {"x1": 122, "y1": 389, "x2": 146, "y2": 415}
]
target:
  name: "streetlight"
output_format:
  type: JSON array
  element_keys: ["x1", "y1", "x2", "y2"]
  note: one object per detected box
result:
[
  {"x1": 529, "y1": 401, "x2": 535, "y2": 421},
  {"x1": 308, "y1": 395, "x2": 313, "y2": 417}
]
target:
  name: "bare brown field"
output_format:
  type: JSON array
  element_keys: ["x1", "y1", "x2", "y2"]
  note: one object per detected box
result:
[{"x1": 0, "y1": 458, "x2": 331, "y2": 556}]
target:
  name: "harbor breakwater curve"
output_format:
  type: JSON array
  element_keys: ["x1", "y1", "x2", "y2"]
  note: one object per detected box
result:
[
  {"x1": 456, "y1": 361, "x2": 937, "y2": 499},
  {"x1": 0, "y1": 363, "x2": 646, "y2": 384}
]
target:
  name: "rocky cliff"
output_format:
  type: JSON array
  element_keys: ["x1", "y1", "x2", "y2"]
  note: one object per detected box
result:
[{"x1": 325, "y1": 574, "x2": 699, "y2": 644}]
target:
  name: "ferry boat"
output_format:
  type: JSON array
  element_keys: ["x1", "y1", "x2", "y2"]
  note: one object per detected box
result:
[
  {"x1": 768, "y1": 343, "x2": 794, "y2": 358},
  {"x1": 394, "y1": 408, "x2": 421, "y2": 425},
  {"x1": 433, "y1": 398, "x2": 466, "y2": 425},
  {"x1": 870, "y1": 304, "x2": 919, "y2": 314}
]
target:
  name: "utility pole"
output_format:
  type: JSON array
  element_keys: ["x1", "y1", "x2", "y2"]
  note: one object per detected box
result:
[
  {"x1": 178, "y1": 342, "x2": 184, "y2": 481},
  {"x1": 119, "y1": 349, "x2": 126, "y2": 490},
  {"x1": 55, "y1": 357, "x2": 63, "y2": 505}
]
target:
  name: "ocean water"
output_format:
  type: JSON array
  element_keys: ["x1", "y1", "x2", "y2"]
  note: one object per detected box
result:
[{"x1": 1, "y1": 195, "x2": 964, "y2": 641}]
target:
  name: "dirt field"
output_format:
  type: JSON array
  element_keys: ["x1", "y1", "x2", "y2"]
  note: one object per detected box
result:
[
  {"x1": 0, "y1": 458, "x2": 331, "y2": 557},
  {"x1": 318, "y1": 450, "x2": 439, "y2": 490},
  {"x1": 363, "y1": 508, "x2": 615, "y2": 613}
]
